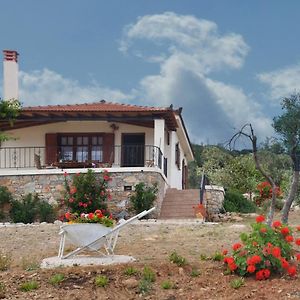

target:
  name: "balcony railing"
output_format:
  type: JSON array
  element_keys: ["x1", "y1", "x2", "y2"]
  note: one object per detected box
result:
[{"x1": 0, "y1": 145, "x2": 165, "y2": 172}]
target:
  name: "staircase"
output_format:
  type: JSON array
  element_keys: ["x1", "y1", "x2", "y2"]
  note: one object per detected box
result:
[{"x1": 159, "y1": 188, "x2": 200, "y2": 219}]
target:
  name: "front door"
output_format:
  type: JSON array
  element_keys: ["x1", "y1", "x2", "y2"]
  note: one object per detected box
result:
[{"x1": 121, "y1": 134, "x2": 145, "y2": 167}]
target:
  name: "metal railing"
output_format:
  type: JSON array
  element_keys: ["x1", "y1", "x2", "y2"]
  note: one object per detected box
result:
[{"x1": 0, "y1": 145, "x2": 166, "y2": 172}]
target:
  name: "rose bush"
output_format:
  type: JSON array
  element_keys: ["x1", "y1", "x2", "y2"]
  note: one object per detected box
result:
[
  {"x1": 61, "y1": 169, "x2": 114, "y2": 226},
  {"x1": 223, "y1": 215, "x2": 300, "y2": 280},
  {"x1": 255, "y1": 181, "x2": 282, "y2": 206}
]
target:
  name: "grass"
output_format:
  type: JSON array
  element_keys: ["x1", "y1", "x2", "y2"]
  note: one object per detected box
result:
[
  {"x1": 0, "y1": 251, "x2": 11, "y2": 271},
  {"x1": 230, "y1": 278, "x2": 244, "y2": 289},
  {"x1": 161, "y1": 280, "x2": 173, "y2": 289},
  {"x1": 123, "y1": 266, "x2": 139, "y2": 276},
  {"x1": 190, "y1": 268, "x2": 201, "y2": 277},
  {"x1": 21, "y1": 257, "x2": 40, "y2": 271},
  {"x1": 212, "y1": 252, "x2": 224, "y2": 261},
  {"x1": 20, "y1": 280, "x2": 39, "y2": 292},
  {"x1": 49, "y1": 273, "x2": 65, "y2": 285},
  {"x1": 95, "y1": 275, "x2": 109, "y2": 287},
  {"x1": 169, "y1": 251, "x2": 187, "y2": 267},
  {"x1": 142, "y1": 266, "x2": 156, "y2": 282},
  {"x1": 199, "y1": 254, "x2": 209, "y2": 261},
  {"x1": 0, "y1": 282, "x2": 5, "y2": 294},
  {"x1": 138, "y1": 279, "x2": 152, "y2": 294}
]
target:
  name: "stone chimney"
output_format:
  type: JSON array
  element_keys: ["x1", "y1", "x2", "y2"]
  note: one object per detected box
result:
[{"x1": 3, "y1": 50, "x2": 19, "y2": 100}]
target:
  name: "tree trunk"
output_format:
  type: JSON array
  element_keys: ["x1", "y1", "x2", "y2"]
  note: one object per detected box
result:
[{"x1": 281, "y1": 170, "x2": 299, "y2": 224}]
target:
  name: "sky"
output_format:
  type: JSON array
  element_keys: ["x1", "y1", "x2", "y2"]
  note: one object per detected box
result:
[{"x1": 1, "y1": 0, "x2": 300, "y2": 146}]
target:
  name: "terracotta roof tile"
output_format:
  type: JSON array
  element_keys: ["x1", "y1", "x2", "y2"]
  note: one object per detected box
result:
[{"x1": 23, "y1": 100, "x2": 170, "y2": 113}]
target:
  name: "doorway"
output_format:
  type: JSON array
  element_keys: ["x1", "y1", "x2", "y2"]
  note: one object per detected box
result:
[{"x1": 121, "y1": 133, "x2": 145, "y2": 167}]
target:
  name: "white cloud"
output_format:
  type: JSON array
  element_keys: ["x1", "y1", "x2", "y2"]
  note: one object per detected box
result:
[
  {"x1": 122, "y1": 12, "x2": 272, "y2": 144},
  {"x1": 258, "y1": 64, "x2": 300, "y2": 101},
  {"x1": 120, "y1": 12, "x2": 249, "y2": 73},
  {"x1": 18, "y1": 69, "x2": 132, "y2": 106}
]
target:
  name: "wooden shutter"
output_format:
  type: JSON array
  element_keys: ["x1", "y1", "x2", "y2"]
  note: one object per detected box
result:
[
  {"x1": 103, "y1": 133, "x2": 114, "y2": 163},
  {"x1": 45, "y1": 133, "x2": 58, "y2": 165}
]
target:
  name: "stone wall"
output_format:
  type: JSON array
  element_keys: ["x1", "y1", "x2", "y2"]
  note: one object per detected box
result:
[
  {"x1": 204, "y1": 186, "x2": 225, "y2": 217},
  {"x1": 0, "y1": 170, "x2": 167, "y2": 218}
]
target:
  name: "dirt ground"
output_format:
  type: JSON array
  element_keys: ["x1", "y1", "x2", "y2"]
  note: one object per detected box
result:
[{"x1": 1, "y1": 212, "x2": 300, "y2": 299}]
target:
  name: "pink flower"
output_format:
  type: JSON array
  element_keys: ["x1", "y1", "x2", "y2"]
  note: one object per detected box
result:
[
  {"x1": 83, "y1": 203, "x2": 88, "y2": 208},
  {"x1": 69, "y1": 197, "x2": 74, "y2": 203}
]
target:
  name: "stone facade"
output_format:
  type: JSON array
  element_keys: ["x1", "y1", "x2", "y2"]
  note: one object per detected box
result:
[
  {"x1": 0, "y1": 170, "x2": 167, "y2": 218},
  {"x1": 204, "y1": 186, "x2": 225, "y2": 217}
]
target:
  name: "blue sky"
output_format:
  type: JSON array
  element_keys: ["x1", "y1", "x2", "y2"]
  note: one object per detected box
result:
[{"x1": 1, "y1": 1, "x2": 300, "y2": 145}]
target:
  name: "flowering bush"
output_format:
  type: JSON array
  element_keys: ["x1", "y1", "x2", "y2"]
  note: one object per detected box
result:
[
  {"x1": 255, "y1": 181, "x2": 282, "y2": 206},
  {"x1": 63, "y1": 169, "x2": 112, "y2": 215},
  {"x1": 64, "y1": 209, "x2": 114, "y2": 227},
  {"x1": 223, "y1": 215, "x2": 300, "y2": 280}
]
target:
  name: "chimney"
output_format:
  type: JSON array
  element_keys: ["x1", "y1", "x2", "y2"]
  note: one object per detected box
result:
[{"x1": 3, "y1": 50, "x2": 19, "y2": 100}]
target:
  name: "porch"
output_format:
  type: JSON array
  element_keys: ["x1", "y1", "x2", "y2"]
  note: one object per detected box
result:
[{"x1": 0, "y1": 145, "x2": 167, "y2": 176}]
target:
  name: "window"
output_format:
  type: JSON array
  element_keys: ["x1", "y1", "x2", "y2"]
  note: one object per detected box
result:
[
  {"x1": 175, "y1": 142, "x2": 180, "y2": 169},
  {"x1": 59, "y1": 134, "x2": 103, "y2": 162}
]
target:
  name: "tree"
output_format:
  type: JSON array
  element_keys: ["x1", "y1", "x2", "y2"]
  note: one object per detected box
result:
[
  {"x1": 228, "y1": 124, "x2": 277, "y2": 225},
  {"x1": 273, "y1": 93, "x2": 300, "y2": 223},
  {"x1": 0, "y1": 98, "x2": 21, "y2": 142}
]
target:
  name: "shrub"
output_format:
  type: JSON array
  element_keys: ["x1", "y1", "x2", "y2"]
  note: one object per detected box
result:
[
  {"x1": 222, "y1": 215, "x2": 300, "y2": 280},
  {"x1": 20, "y1": 281, "x2": 39, "y2": 292},
  {"x1": 169, "y1": 251, "x2": 187, "y2": 266},
  {"x1": 130, "y1": 182, "x2": 158, "y2": 214},
  {"x1": 95, "y1": 275, "x2": 109, "y2": 287},
  {"x1": 10, "y1": 193, "x2": 39, "y2": 223},
  {"x1": 261, "y1": 198, "x2": 284, "y2": 212},
  {"x1": 63, "y1": 170, "x2": 111, "y2": 216},
  {"x1": 230, "y1": 278, "x2": 244, "y2": 289},
  {"x1": 223, "y1": 190, "x2": 256, "y2": 213},
  {"x1": 0, "y1": 251, "x2": 11, "y2": 271},
  {"x1": 37, "y1": 201, "x2": 56, "y2": 223},
  {"x1": 190, "y1": 268, "x2": 201, "y2": 277},
  {"x1": 161, "y1": 280, "x2": 172, "y2": 289},
  {"x1": 49, "y1": 274, "x2": 65, "y2": 285},
  {"x1": 0, "y1": 186, "x2": 13, "y2": 220},
  {"x1": 142, "y1": 266, "x2": 156, "y2": 282},
  {"x1": 123, "y1": 266, "x2": 139, "y2": 276},
  {"x1": 138, "y1": 279, "x2": 152, "y2": 294}
]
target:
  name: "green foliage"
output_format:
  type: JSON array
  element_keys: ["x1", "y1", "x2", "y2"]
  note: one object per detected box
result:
[
  {"x1": 0, "y1": 251, "x2": 11, "y2": 271},
  {"x1": 138, "y1": 278, "x2": 152, "y2": 294},
  {"x1": 0, "y1": 186, "x2": 13, "y2": 220},
  {"x1": 37, "y1": 201, "x2": 56, "y2": 223},
  {"x1": 0, "y1": 99, "x2": 21, "y2": 143},
  {"x1": 169, "y1": 251, "x2": 187, "y2": 266},
  {"x1": 223, "y1": 190, "x2": 256, "y2": 213},
  {"x1": 130, "y1": 182, "x2": 158, "y2": 214},
  {"x1": 19, "y1": 281, "x2": 39, "y2": 292},
  {"x1": 161, "y1": 280, "x2": 173, "y2": 289},
  {"x1": 212, "y1": 252, "x2": 224, "y2": 261},
  {"x1": 199, "y1": 254, "x2": 209, "y2": 261},
  {"x1": 0, "y1": 282, "x2": 5, "y2": 296},
  {"x1": 63, "y1": 169, "x2": 110, "y2": 215},
  {"x1": 95, "y1": 275, "x2": 109, "y2": 287},
  {"x1": 123, "y1": 266, "x2": 139, "y2": 276},
  {"x1": 190, "y1": 268, "x2": 201, "y2": 277},
  {"x1": 49, "y1": 274, "x2": 65, "y2": 285},
  {"x1": 142, "y1": 266, "x2": 156, "y2": 282},
  {"x1": 230, "y1": 278, "x2": 244, "y2": 289}
]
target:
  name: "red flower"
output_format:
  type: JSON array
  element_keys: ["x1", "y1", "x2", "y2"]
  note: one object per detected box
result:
[
  {"x1": 228, "y1": 263, "x2": 237, "y2": 271},
  {"x1": 83, "y1": 203, "x2": 88, "y2": 208},
  {"x1": 64, "y1": 172, "x2": 68, "y2": 177},
  {"x1": 272, "y1": 247, "x2": 281, "y2": 258},
  {"x1": 287, "y1": 266, "x2": 297, "y2": 277},
  {"x1": 280, "y1": 258, "x2": 289, "y2": 269},
  {"x1": 295, "y1": 238, "x2": 300, "y2": 246},
  {"x1": 260, "y1": 227, "x2": 267, "y2": 233},
  {"x1": 256, "y1": 215, "x2": 265, "y2": 223},
  {"x1": 252, "y1": 241, "x2": 258, "y2": 247},
  {"x1": 255, "y1": 270, "x2": 265, "y2": 280},
  {"x1": 247, "y1": 265, "x2": 256, "y2": 273},
  {"x1": 272, "y1": 220, "x2": 282, "y2": 228},
  {"x1": 88, "y1": 213, "x2": 94, "y2": 220},
  {"x1": 103, "y1": 175, "x2": 111, "y2": 181},
  {"x1": 232, "y1": 243, "x2": 242, "y2": 251},
  {"x1": 68, "y1": 198, "x2": 74, "y2": 203},
  {"x1": 251, "y1": 255, "x2": 262, "y2": 264},
  {"x1": 296, "y1": 226, "x2": 300, "y2": 231},
  {"x1": 222, "y1": 249, "x2": 228, "y2": 256},
  {"x1": 263, "y1": 269, "x2": 271, "y2": 279},
  {"x1": 70, "y1": 186, "x2": 77, "y2": 195},
  {"x1": 95, "y1": 209, "x2": 102, "y2": 214},
  {"x1": 285, "y1": 235, "x2": 294, "y2": 243},
  {"x1": 281, "y1": 227, "x2": 290, "y2": 235},
  {"x1": 79, "y1": 202, "x2": 83, "y2": 207},
  {"x1": 65, "y1": 212, "x2": 71, "y2": 220},
  {"x1": 296, "y1": 253, "x2": 300, "y2": 261}
]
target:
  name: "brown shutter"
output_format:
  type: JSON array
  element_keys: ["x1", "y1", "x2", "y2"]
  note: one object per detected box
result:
[
  {"x1": 103, "y1": 133, "x2": 114, "y2": 163},
  {"x1": 45, "y1": 133, "x2": 58, "y2": 165}
]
